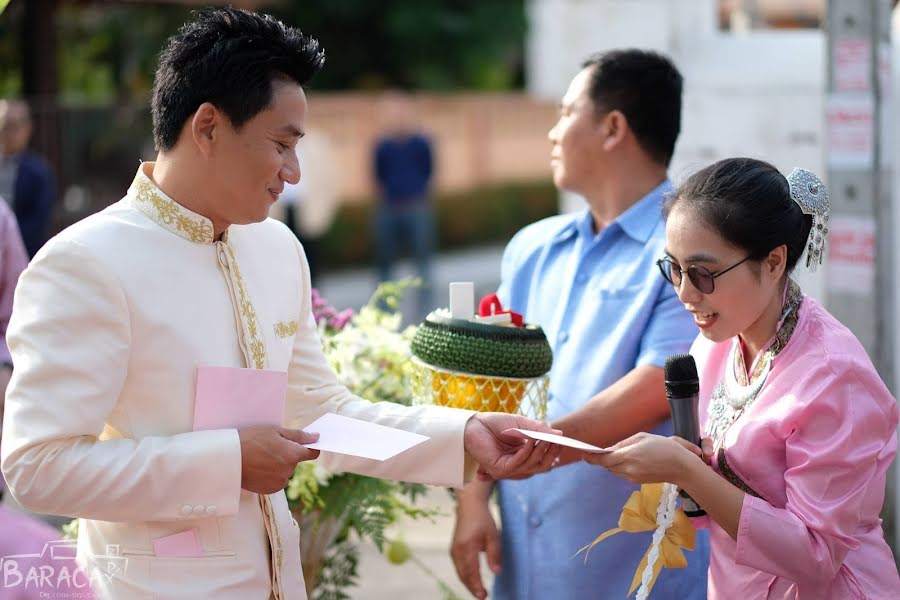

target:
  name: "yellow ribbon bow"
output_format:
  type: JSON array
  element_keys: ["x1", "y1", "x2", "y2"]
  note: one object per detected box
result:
[{"x1": 578, "y1": 483, "x2": 696, "y2": 597}]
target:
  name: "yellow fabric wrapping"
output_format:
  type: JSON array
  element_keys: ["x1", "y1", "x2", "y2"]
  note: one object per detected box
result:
[{"x1": 577, "y1": 483, "x2": 696, "y2": 598}]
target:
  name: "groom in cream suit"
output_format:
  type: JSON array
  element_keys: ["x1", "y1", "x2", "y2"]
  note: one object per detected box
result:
[{"x1": 0, "y1": 9, "x2": 559, "y2": 600}]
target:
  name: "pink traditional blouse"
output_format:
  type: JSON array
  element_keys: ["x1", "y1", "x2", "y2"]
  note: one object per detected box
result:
[{"x1": 691, "y1": 294, "x2": 900, "y2": 599}]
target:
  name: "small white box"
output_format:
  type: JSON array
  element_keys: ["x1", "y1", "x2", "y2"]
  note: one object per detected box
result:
[{"x1": 449, "y1": 282, "x2": 475, "y2": 319}]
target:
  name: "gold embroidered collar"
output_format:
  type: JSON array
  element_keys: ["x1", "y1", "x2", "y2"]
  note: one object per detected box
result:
[
  {"x1": 732, "y1": 279, "x2": 802, "y2": 386},
  {"x1": 128, "y1": 162, "x2": 216, "y2": 244}
]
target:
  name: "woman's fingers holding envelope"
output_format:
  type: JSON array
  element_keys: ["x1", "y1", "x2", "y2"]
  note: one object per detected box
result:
[{"x1": 582, "y1": 433, "x2": 703, "y2": 487}]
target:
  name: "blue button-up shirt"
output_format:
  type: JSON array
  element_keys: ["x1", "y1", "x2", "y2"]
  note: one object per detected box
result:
[{"x1": 494, "y1": 181, "x2": 710, "y2": 599}]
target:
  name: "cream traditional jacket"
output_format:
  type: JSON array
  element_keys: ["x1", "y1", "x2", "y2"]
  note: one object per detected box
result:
[{"x1": 1, "y1": 163, "x2": 474, "y2": 600}]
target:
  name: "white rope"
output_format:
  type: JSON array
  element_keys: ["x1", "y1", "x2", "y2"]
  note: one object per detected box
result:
[{"x1": 635, "y1": 483, "x2": 678, "y2": 600}]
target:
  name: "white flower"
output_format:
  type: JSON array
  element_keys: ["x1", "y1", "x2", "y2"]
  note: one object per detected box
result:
[{"x1": 312, "y1": 463, "x2": 333, "y2": 486}]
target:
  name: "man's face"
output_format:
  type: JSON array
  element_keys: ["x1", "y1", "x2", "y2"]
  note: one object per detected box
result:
[
  {"x1": 208, "y1": 79, "x2": 306, "y2": 225},
  {"x1": 0, "y1": 103, "x2": 32, "y2": 157},
  {"x1": 547, "y1": 67, "x2": 606, "y2": 194},
  {"x1": 378, "y1": 93, "x2": 414, "y2": 135}
]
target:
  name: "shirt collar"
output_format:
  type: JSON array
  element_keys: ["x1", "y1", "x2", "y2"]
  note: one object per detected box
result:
[
  {"x1": 552, "y1": 180, "x2": 673, "y2": 246},
  {"x1": 614, "y1": 180, "x2": 672, "y2": 243},
  {"x1": 128, "y1": 162, "x2": 216, "y2": 245}
]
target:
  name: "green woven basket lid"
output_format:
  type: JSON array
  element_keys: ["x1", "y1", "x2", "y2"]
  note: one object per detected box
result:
[{"x1": 411, "y1": 311, "x2": 553, "y2": 378}]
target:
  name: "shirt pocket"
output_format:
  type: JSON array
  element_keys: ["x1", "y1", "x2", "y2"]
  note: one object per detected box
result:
[
  {"x1": 123, "y1": 518, "x2": 234, "y2": 559},
  {"x1": 268, "y1": 318, "x2": 299, "y2": 370},
  {"x1": 590, "y1": 283, "x2": 646, "y2": 331}
]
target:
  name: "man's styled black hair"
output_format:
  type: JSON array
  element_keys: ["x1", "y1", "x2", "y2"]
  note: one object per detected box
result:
[
  {"x1": 151, "y1": 8, "x2": 325, "y2": 151},
  {"x1": 581, "y1": 49, "x2": 683, "y2": 166}
]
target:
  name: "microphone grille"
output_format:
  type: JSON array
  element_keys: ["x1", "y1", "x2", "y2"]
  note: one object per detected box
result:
[{"x1": 664, "y1": 353, "x2": 698, "y2": 383}]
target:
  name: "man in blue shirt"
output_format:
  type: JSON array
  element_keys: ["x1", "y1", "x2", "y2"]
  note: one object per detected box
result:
[
  {"x1": 372, "y1": 92, "x2": 434, "y2": 316},
  {"x1": 0, "y1": 100, "x2": 56, "y2": 258},
  {"x1": 451, "y1": 50, "x2": 710, "y2": 599}
]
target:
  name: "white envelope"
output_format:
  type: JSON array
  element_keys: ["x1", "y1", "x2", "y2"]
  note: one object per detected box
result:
[
  {"x1": 504, "y1": 428, "x2": 612, "y2": 453},
  {"x1": 302, "y1": 413, "x2": 430, "y2": 461}
]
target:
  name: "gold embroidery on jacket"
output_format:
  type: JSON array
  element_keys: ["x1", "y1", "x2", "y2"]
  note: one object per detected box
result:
[
  {"x1": 274, "y1": 320, "x2": 299, "y2": 338},
  {"x1": 260, "y1": 495, "x2": 284, "y2": 599},
  {"x1": 133, "y1": 177, "x2": 214, "y2": 244},
  {"x1": 224, "y1": 242, "x2": 267, "y2": 369},
  {"x1": 131, "y1": 168, "x2": 283, "y2": 593}
]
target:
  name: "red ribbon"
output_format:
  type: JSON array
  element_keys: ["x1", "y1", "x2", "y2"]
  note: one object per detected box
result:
[{"x1": 478, "y1": 293, "x2": 523, "y2": 326}]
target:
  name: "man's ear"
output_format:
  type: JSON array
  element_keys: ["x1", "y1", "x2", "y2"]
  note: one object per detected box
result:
[
  {"x1": 190, "y1": 102, "x2": 220, "y2": 158},
  {"x1": 601, "y1": 110, "x2": 628, "y2": 152}
]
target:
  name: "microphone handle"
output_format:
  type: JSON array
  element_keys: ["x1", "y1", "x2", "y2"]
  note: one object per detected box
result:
[{"x1": 669, "y1": 393, "x2": 707, "y2": 517}]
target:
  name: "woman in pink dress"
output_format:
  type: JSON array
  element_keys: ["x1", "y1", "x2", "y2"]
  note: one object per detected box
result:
[{"x1": 587, "y1": 158, "x2": 900, "y2": 599}]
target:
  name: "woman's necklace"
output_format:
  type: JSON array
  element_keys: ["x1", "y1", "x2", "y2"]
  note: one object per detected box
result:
[
  {"x1": 707, "y1": 280, "x2": 802, "y2": 451},
  {"x1": 724, "y1": 355, "x2": 771, "y2": 410}
]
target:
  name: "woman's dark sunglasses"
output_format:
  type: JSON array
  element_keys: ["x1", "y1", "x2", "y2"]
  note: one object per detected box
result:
[{"x1": 656, "y1": 256, "x2": 752, "y2": 294}]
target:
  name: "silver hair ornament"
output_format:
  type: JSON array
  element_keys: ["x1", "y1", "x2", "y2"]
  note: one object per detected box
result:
[{"x1": 787, "y1": 168, "x2": 829, "y2": 272}]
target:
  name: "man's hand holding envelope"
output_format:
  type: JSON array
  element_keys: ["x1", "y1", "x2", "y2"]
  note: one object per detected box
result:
[{"x1": 194, "y1": 366, "x2": 564, "y2": 493}]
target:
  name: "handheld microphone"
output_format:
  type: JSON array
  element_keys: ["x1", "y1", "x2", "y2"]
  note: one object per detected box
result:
[{"x1": 664, "y1": 353, "x2": 706, "y2": 517}]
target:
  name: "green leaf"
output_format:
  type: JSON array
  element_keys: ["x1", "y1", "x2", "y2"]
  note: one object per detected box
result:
[{"x1": 312, "y1": 540, "x2": 359, "y2": 600}]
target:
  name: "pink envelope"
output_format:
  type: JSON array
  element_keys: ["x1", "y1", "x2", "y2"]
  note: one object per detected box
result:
[
  {"x1": 193, "y1": 366, "x2": 287, "y2": 431},
  {"x1": 153, "y1": 528, "x2": 203, "y2": 558}
]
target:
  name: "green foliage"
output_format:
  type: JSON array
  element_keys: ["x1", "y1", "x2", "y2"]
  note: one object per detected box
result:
[
  {"x1": 0, "y1": 1, "x2": 526, "y2": 100},
  {"x1": 319, "y1": 280, "x2": 420, "y2": 406},
  {"x1": 286, "y1": 462, "x2": 325, "y2": 513},
  {"x1": 321, "y1": 179, "x2": 558, "y2": 269},
  {"x1": 312, "y1": 539, "x2": 360, "y2": 600},
  {"x1": 288, "y1": 281, "x2": 456, "y2": 596},
  {"x1": 272, "y1": 0, "x2": 527, "y2": 91},
  {"x1": 0, "y1": 3, "x2": 192, "y2": 103},
  {"x1": 311, "y1": 473, "x2": 438, "y2": 552},
  {"x1": 56, "y1": 5, "x2": 190, "y2": 106},
  {"x1": 61, "y1": 518, "x2": 79, "y2": 541}
]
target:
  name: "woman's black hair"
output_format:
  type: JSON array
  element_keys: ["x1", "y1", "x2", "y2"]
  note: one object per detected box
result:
[{"x1": 664, "y1": 157, "x2": 813, "y2": 273}]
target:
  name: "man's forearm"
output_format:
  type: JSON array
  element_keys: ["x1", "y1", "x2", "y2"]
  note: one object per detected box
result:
[
  {"x1": 552, "y1": 365, "x2": 670, "y2": 461},
  {"x1": 456, "y1": 478, "x2": 495, "y2": 508}
]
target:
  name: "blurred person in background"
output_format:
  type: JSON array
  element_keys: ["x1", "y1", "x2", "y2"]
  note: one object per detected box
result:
[
  {"x1": 450, "y1": 49, "x2": 710, "y2": 600},
  {"x1": 270, "y1": 127, "x2": 340, "y2": 287},
  {"x1": 372, "y1": 91, "x2": 435, "y2": 316},
  {"x1": 0, "y1": 100, "x2": 56, "y2": 259},
  {"x1": 0, "y1": 196, "x2": 27, "y2": 499},
  {"x1": 0, "y1": 194, "x2": 59, "y2": 600}
]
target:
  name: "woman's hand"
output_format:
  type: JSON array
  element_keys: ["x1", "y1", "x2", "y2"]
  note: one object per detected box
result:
[
  {"x1": 583, "y1": 433, "x2": 704, "y2": 487},
  {"x1": 698, "y1": 436, "x2": 714, "y2": 465}
]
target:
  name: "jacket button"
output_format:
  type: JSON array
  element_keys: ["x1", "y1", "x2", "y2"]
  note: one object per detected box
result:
[{"x1": 181, "y1": 505, "x2": 193, "y2": 516}]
